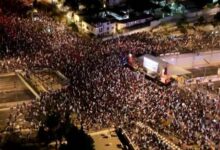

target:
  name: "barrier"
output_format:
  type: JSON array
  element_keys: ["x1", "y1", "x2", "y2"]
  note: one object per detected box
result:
[
  {"x1": 56, "y1": 70, "x2": 69, "y2": 84},
  {"x1": 15, "y1": 70, "x2": 40, "y2": 99},
  {"x1": 116, "y1": 128, "x2": 139, "y2": 150}
]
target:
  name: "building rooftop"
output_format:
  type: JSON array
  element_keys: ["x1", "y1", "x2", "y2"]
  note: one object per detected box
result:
[
  {"x1": 76, "y1": 10, "x2": 113, "y2": 27},
  {"x1": 83, "y1": 16, "x2": 110, "y2": 26}
]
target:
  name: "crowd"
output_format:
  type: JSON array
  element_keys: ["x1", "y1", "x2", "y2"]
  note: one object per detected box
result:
[{"x1": 1, "y1": 10, "x2": 220, "y2": 149}]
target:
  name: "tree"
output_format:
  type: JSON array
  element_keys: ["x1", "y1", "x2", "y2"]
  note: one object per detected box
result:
[
  {"x1": 36, "y1": 111, "x2": 94, "y2": 150},
  {"x1": 64, "y1": 0, "x2": 79, "y2": 10},
  {"x1": 45, "y1": 113, "x2": 60, "y2": 130},
  {"x1": 214, "y1": 12, "x2": 220, "y2": 22},
  {"x1": 81, "y1": 0, "x2": 102, "y2": 11},
  {"x1": 191, "y1": 0, "x2": 210, "y2": 8},
  {"x1": 36, "y1": 112, "x2": 61, "y2": 149},
  {"x1": 37, "y1": 126, "x2": 50, "y2": 145},
  {"x1": 126, "y1": 0, "x2": 159, "y2": 12},
  {"x1": 1, "y1": 132, "x2": 23, "y2": 150},
  {"x1": 33, "y1": 0, "x2": 37, "y2": 8},
  {"x1": 177, "y1": 16, "x2": 187, "y2": 34},
  {"x1": 0, "y1": 0, "x2": 33, "y2": 14},
  {"x1": 60, "y1": 125, "x2": 95, "y2": 150},
  {"x1": 1, "y1": 132, "x2": 41, "y2": 150},
  {"x1": 162, "y1": 5, "x2": 171, "y2": 14},
  {"x1": 198, "y1": 16, "x2": 205, "y2": 24}
]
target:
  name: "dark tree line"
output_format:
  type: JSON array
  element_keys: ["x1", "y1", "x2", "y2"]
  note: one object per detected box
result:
[
  {"x1": 1, "y1": 112, "x2": 94, "y2": 150},
  {"x1": 0, "y1": 0, "x2": 33, "y2": 14},
  {"x1": 214, "y1": 11, "x2": 220, "y2": 21},
  {"x1": 37, "y1": 112, "x2": 95, "y2": 150}
]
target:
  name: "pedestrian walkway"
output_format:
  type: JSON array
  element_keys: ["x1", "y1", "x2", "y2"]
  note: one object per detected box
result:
[
  {"x1": 0, "y1": 72, "x2": 15, "y2": 77},
  {"x1": 89, "y1": 128, "x2": 115, "y2": 136}
]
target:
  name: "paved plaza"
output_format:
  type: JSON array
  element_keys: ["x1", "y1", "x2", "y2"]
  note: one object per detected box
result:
[
  {"x1": 0, "y1": 73, "x2": 35, "y2": 130},
  {"x1": 90, "y1": 129, "x2": 123, "y2": 150},
  {"x1": 0, "y1": 74, "x2": 34, "y2": 105}
]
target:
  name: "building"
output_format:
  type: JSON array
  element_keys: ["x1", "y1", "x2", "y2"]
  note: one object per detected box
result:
[{"x1": 73, "y1": 13, "x2": 116, "y2": 36}]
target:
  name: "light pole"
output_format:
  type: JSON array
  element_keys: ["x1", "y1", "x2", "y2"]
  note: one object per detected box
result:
[{"x1": 203, "y1": 58, "x2": 210, "y2": 83}]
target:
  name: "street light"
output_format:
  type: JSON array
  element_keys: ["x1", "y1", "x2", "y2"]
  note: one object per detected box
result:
[{"x1": 203, "y1": 58, "x2": 210, "y2": 82}]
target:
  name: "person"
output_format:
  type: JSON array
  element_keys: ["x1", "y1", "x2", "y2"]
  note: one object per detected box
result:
[{"x1": 1, "y1": 9, "x2": 220, "y2": 149}]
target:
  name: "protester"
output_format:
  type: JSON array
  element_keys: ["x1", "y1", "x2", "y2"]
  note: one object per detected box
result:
[{"x1": 1, "y1": 11, "x2": 220, "y2": 149}]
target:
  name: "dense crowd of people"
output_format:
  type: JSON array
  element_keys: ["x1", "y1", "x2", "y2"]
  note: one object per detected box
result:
[{"x1": 1, "y1": 10, "x2": 220, "y2": 149}]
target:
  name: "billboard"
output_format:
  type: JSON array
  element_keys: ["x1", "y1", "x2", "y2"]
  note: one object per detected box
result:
[{"x1": 143, "y1": 57, "x2": 159, "y2": 72}]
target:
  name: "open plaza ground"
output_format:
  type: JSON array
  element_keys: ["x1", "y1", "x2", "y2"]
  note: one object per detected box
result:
[
  {"x1": 0, "y1": 1, "x2": 220, "y2": 149},
  {"x1": 90, "y1": 129, "x2": 123, "y2": 150}
]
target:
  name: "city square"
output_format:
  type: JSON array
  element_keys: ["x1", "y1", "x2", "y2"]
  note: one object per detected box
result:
[{"x1": 0, "y1": 0, "x2": 220, "y2": 149}]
